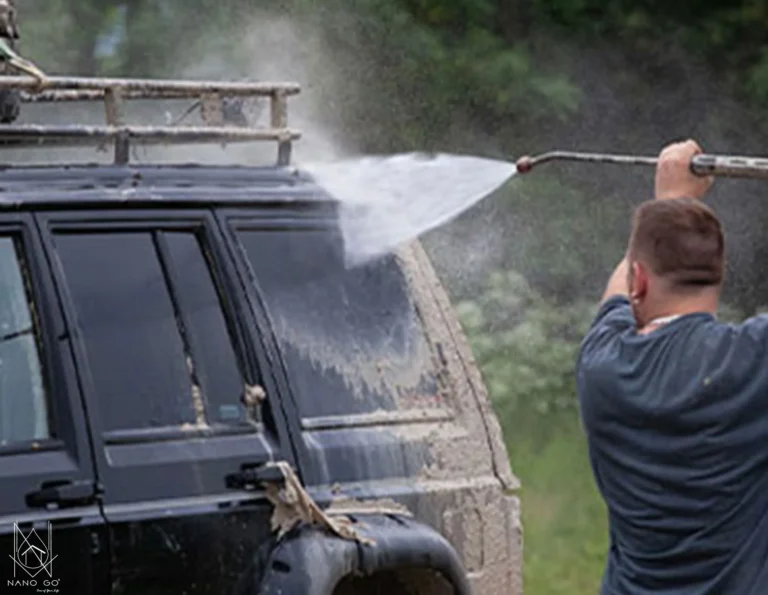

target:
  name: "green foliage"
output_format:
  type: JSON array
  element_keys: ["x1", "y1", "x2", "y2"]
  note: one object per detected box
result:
[
  {"x1": 457, "y1": 269, "x2": 608, "y2": 592},
  {"x1": 747, "y1": 48, "x2": 768, "y2": 108},
  {"x1": 528, "y1": 0, "x2": 768, "y2": 106},
  {"x1": 511, "y1": 420, "x2": 607, "y2": 595},
  {"x1": 456, "y1": 270, "x2": 595, "y2": 421}
]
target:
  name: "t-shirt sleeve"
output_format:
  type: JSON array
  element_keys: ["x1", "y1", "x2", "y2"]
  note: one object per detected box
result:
[
  {"x1": 590, "y1": 295, "x2": 635, "y2": 331},
  {"x1": 577, "y1": 296, "x2": 635, "y2": 371},
  {"x1": 738, "y1": 313, "x2": 768, "y2": 342}
]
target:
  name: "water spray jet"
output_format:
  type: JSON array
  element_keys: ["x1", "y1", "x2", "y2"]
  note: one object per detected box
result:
[{"x1": 307, "y1": 149, "x2": 768, "y2": 267}]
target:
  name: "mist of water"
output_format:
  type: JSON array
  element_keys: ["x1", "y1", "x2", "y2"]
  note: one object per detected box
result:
[{"x1": 301, "y1": 152, "x2": 517, "y2": 266}]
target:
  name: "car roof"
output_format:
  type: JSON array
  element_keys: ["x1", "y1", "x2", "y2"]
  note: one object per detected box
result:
[{"x1": 0, "y1": 164, "x2": 338, "y2": 210}]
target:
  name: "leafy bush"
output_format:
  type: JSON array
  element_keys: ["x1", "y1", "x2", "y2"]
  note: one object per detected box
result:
[{"x1": 456, "y1": 270, "x2": 595, "y2": 421}]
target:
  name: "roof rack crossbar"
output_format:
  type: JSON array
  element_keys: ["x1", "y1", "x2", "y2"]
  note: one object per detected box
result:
[
  {"x1": 0, "y1": 75, "x2": 302, "y2": 165},
  {"x1": 1, "y1": 76, "x2": 301, "y2": 96}
]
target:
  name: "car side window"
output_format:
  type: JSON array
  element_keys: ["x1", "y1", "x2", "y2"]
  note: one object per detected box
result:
[
  {"x1": 53, "y1": 228, "x2": 252, "y2": 436},
  {"x1": 0, "y1": 236, "x2": 50, "y2": 445},
  {"x1": 234, "y1": 226, "x2": 442, "y2": 419}
]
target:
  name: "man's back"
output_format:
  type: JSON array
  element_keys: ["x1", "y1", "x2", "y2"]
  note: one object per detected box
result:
[{"x1": 578, "y1": 296, "x2": 768, "y2": 594}]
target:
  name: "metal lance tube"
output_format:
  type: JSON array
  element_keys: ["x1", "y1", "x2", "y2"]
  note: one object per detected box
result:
[{"x1": 515, "y1": 151, "x2": 768, "y2": 180}]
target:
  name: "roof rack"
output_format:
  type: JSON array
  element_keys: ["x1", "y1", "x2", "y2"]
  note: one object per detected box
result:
[{"x1": 0, "y1": 75, "x2": 302, "y2": 166}]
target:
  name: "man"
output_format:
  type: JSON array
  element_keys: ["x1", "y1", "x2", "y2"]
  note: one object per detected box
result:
[{"x1": 577, "y1": 139, "x2": 768, "y2": 594}]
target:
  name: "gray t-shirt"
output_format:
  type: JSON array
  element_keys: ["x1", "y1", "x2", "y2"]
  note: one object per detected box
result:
[{"x1": 577, "y1": 296, "x2": 768, "y2": 594}]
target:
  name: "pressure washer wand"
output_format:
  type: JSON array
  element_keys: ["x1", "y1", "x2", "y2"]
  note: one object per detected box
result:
[{"x1": 515, "y1": 151, "x2": 768, "y2": 180}]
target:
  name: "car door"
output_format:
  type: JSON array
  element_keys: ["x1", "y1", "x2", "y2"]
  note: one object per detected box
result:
[
  {"x1": 37, "y1": 209, "x2": 295, "y2": 595},
  {"x1": 0, "y1": 214, "x2": 109, "y2": 595}
]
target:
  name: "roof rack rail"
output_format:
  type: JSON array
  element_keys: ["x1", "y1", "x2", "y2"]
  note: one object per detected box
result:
[{"x1": 0, "y1": 75, "x2": 302, "y2": 166}]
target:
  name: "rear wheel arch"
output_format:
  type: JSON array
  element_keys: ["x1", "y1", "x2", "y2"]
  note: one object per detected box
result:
[{"x1": 234, "y1": 515, "x2": 472, "y2": 595}]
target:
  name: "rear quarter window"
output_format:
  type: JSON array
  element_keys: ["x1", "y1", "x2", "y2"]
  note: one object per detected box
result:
[{"x1": 234, "y1": 226, "x2": 442, "y2": 419}]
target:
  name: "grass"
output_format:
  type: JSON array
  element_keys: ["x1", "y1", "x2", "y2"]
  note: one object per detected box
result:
[{"x1": 500, "y1": 411, "x2": 609, "y2": 594}]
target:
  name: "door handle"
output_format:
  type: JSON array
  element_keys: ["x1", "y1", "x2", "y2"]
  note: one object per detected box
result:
[
  {"x1": 26, "y1": 479, "x2": 99, "y2": 509},
  {"x1": 225, "y1": 463, "x2": 285, "y2": 491}
]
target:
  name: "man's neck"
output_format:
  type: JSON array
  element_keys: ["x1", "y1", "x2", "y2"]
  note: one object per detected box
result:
[{"x1": 636, "y1": 293, "x2": 718, "y2": 331}]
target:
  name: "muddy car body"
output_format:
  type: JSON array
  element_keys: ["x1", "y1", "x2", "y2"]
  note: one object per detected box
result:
[{"x1": 0, "y1": 77, "x2": 521, "y2": 595}]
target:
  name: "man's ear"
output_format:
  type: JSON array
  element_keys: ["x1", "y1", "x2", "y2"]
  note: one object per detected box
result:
[{"x1": 629, "y1": 261, "x2": 649, "y2": 303}]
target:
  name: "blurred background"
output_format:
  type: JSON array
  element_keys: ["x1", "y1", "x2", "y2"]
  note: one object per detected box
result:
[{"x1": 18, "y1": 1, "x2": 768, "y2": 592}]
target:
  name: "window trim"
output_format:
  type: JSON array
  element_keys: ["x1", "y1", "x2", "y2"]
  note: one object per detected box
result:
[
  {"x1": 0, "y1": 438, "x2": 64, "y2": 457},
  {"x1": 155, "y1": 230, "x2": 257, "y2": 429},
  {"x1": 103, "y1": 422, "x2": 265, "y2": 446}
]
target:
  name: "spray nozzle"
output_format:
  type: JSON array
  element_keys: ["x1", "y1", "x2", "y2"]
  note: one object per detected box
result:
[{"x1": 515, "y1": 155, "x2": 534, "y2": 174}]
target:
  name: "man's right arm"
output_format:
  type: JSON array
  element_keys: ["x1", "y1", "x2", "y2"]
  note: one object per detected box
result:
[
  {"x1": 600, "y1": 257, "x2": 631, "y2": 305},
  {"x1": 583, "y1": 140, "x2": 715, "y2": 368}
]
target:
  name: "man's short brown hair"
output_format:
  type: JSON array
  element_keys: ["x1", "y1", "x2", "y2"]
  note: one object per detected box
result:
[{"x1": 628, "y1": 198, "x2": 725, "y2": 288}]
